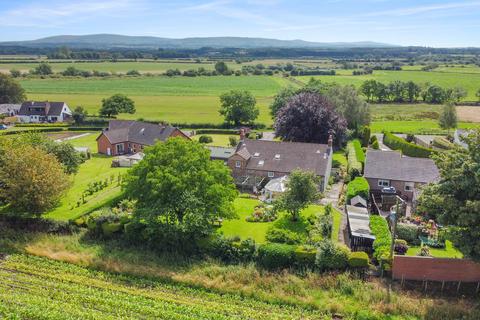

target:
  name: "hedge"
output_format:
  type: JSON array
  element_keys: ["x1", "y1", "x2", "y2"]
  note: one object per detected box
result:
[
  {"x1": 432, "y1": 137, "x2": 455, "y2": 150},
  {"x1": 346, "y1": 141, "x2": 363, "y2": 178},
  {"x1": 383, "y1": 132, "x2": 433, "y2": 158},
  {"x1": 195, "y1": 129, "x2": 238, "y2": 135},
  {"x1": 257, "y1": 243, "x2": 296, "y2": 270},
  {"x1": 348, "y1": 251, "x2": 370, "y2": 268},
  {"x1": 370, "y1": 215, "x2": 392, "y2": 264},
  {"x1": 294, "y1": 246, "x2": 317, "y2": 268},
  {"x1": 15, "y1": 123, "x2": 69, "y2": 127},
  {"x1": 346, "y1": 177, "x2": 370, "y2": 203},
  {"x1": 0, "y1": 127, "x2": 64, "y2": 135}
]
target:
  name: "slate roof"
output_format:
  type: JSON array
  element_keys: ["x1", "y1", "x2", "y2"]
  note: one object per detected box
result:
[
  {"x1": 234, "y1": 139, "x2": 331, "y2": 176},
  {"x1": 207, "y1": 146, "x2": 235, "y2": 160},
  {"x1": 0, "y1": 104, "x2": 20, "y2": 115},
  {"x1": 364, "y1": 150, "x2": 439, "y2": 183},
  {"x1": 18, "y1": 101, "x2": 68, "y2": 116},
  {"x1": 99, "y1": 120, "x2": 183, "y2": 145},
  {"x1": 350, "y1": 195, "x2": 367, "y2": 208}
]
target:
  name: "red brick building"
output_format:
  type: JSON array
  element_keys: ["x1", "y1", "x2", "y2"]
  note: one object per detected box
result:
[{"x1": 97, "y1": 120, "x2": 189, "y2": 156}]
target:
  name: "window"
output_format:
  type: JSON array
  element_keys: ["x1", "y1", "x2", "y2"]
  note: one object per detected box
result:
[
  {"x1": 235, "y1": 160, "x2": 241, "y2": 168},
  {"x1": 258, "y1": 160, "x2": 264, "y2": 166},
  {"x1": 274, "y1": 154, "x2": 280, "y2": 160},
  {"x1": 253, "y1": 152, "x2": 260, "y2": 157},
  {"x1": 268, "y1": 172, "x2": 274, "y2": 178},
  {"x1": 404, "y1": 182, "x2": 415, "y2": 192},
  {"x1": 378, "y1": 179, "x2": 390, "y2": 187},
  {"x1": 116, "y1": 144, "x2": 125, "y2": 154}
]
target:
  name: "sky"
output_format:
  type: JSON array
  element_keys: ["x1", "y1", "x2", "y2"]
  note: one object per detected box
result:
[{"x1": 0, "y1": 0, "x2": 479, "y2": 47}]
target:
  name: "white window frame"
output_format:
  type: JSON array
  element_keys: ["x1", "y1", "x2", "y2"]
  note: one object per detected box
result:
[
  {"x1": 268, "y1": 171, "x2": 274, "y2": 178},
  {"x1": 404, "y1": 182, "x2": 415, "y2": 192},
  {"x1": 235, "y1": 160, "x2": 241, "y2": 168},
  {"x1": 378, "y1": 179, "x2": 390, "y2": 187}
]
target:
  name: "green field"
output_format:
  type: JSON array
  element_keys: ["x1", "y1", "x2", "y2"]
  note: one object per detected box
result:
[
  {"x1": 370, "y1": 120, "x2": 479, "y2": 134},
  {"x1": 297, "y1": 69, "x2": 480, "y2": 101},
  {"x1": 0, "y1": 254, "x2": 322, "y2": 319}
]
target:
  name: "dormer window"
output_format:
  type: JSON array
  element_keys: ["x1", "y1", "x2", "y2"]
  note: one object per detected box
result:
[
  {"x1": 258, "y1": 160, "x2": 264, "y2": 166},
  {"x1": 274, "y1": 154, "x2": 280, "y2": 160},
  {"x1": 253, "y1": 152, "x2": 260, "y2": 157},
  {"x1": 140, "y1": 128, "x2": 145, "y2": 135}
]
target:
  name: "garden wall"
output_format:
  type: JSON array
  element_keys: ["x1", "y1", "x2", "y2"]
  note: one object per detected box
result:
[{"x1": 392, "y1": 256, "x2": 480, "y2": 282}]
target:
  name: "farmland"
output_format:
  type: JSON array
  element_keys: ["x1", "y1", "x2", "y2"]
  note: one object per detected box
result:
[{"x1": 0, "y1": 254, "x2": 323, "y2": 319}]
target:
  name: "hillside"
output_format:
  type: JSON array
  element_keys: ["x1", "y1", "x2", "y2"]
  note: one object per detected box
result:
[{"x1": 0, "y1": 34, "x2": 397, "y2": 49}]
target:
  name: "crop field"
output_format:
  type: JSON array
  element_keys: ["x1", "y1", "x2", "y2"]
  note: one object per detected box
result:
[{"x1": 0, "y1": 254, "x2": 323, "y2": 319}]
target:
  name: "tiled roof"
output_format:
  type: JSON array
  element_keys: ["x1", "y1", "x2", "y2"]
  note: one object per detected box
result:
[
  {"x1": 364, "y1": 150, "x2": 439, "y2": 183},
  {"x1": 100, "y1": 120, "x2": 182, "y2": 145},
  {"x1": 234, "y1": 139, "x2": 331, "y2": 176},
  {"x1": 18, "y1": 101, "x2": 67, "y2": 116}
]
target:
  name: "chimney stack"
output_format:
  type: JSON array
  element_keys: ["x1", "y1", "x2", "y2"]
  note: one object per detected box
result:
[
  {"x1": 328, "y1": 135, "x2": 333, "y2": 148},
  {"x1": 239, "y1": 128, "x2": 246, "y2": 142}
]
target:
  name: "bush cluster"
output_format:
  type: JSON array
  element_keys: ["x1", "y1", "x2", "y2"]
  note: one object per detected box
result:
[
  {"x1": 198, "y1": 135, "x2": 213, "y2": 144},
  {"x1": 346, "y1": 177, "x2": 370, "y2": 203},
  {"x1": 266, "y1": 227, "x2": 302, "y2": 245},
  {"x1": 396, "y1": 223, "x2": 421, "y2": 245},
  {"x1": 315, "y1": 240, "x2": 350, "y2": 271},
  {"x1": 383, "y1": 132, "x2": 433, "y2": 158}
]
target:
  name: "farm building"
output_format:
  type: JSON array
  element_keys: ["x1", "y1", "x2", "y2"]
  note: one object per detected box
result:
[{"x1": 97, "y1": 120, "x2": 189, "y2": 156}]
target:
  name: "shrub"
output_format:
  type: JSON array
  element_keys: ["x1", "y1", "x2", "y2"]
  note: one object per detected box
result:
[
  {"x1": 198, "y1": 135, "x2": 213, "y2": 144},
  {"x1": 370, "y1": 215, "x2": 392, "y2": 265},
  {"x1": 101, "y1": 222, "x2": 122, "y2": 236},
  {"x1": 348, "y1": 251, "x2": 370, "y2": 268},
  {"x1": 432, "y1": 137, "x2": 455, "y2": 150},
  {"x1": 369, "y1": 135, "x2": 378, "y2": 144},
  {"x1": 315, "y1": 240, "x2": 350, "y2": 271},
  {"x1": 294, "y1": 245, "x2": 317, "y2": 268},
  {"x1": 246, "y1": 205, "x2": 277, "y2": 222},
  {"x1": 198, "y1": 235, "x2": 256, "y2": 263},
  {"x1": 394, "y1": 239, "x2": 409, "y2": 255},
  {"x1": 228, "y1": 136, "x2": 238, "y2": 147},
  {"x1": 346, "y1": 177, "x2": 370, "y2": 203},
  {"x1": 361, "y1": 126, "x2": 371, "y2": 147},
  {"x1": 256, "y1": 243, "x2": 295, "y2": 270},
  {"x1": 371, "y1": 140, "x2": 380, "y2": 150},
  {"x1": 383, "y1": 132, "x2": 433, "y2": 158},
  {"x1": 266, "y1": 227, "x2": 302, "y2": 245},
  {"x1": 396, "y1": 223, "x2": 421, "y2": 245}
]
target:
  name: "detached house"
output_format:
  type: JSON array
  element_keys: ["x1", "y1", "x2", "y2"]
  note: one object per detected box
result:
[
  {"x1": 97, "y1": 120, "x2": 189, "y2": 156},
  {"x1": 17, "y1": 101, "x2": 72, "y2": 123},
  {"x1": 364, "y1": 150, "x2": 439, "y2": 202},
  {"x1": 228, "y1": 131, "x2": 333, "y2": 192}
]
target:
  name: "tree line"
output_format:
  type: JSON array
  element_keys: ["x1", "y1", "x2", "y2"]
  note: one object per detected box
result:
[{"x1": 360, "y1": 80, "x2": 468, "y2": 104}]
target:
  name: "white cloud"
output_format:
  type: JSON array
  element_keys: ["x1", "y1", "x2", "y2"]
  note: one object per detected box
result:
[
  {"x1": 0, "y1": 0, "x2": 140, "y2": 27},
  {"x1": 364, "y1": 1, "x2": 480, "y2": 17}
]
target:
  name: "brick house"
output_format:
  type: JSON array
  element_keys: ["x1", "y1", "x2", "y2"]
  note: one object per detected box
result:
[
  {"x1": 17, "y1": 101, "x2": 72, "y2": 123},
  {"x1": 97, "y1": 120, "x2": 189, "y2": 156},
  {"x1": 364, "y1": 150, "x2": 439, "y2": 202},
  {"x1": 227, "y1": 133, "x2": 333, "y2": 192}
]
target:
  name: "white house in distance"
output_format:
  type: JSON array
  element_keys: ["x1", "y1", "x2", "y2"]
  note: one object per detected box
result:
[{"x1": 17, "y1": 101, "x2": 72, "y2": 123}]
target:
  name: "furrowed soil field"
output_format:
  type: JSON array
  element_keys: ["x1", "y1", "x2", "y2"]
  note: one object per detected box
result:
[{"x1": 0, "y1": 254, "x2": 324, "y2": 319}]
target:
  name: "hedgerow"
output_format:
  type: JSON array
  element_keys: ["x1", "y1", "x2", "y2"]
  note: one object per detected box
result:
[
  {"x1": 383, "y1": 132, "x2": 433, "y2": 158},
  {"x1": 370, "y1": 215, "x2": 392, "y2": 265}
]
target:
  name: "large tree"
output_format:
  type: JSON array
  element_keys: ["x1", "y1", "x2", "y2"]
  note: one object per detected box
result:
[
  {"x1": 274, "y1": 92, "x2": 347, "y2": 147},
  {"x1": 31, "y1": 62, "x2": 53, "y2": 76},
  {"x1": 438, "y1": 102, "x2": 458, "y2": 134},
  {"x1": 100, "y1": 94, "x2": 136, "y2": 117},
  {"x1": 0, "y1": 145, "x2": 69, "y2": 214},
  {"x1": 123, "y1": 138, "x2": 237, "y2": 240},
  {"x1": 0, "y1": 73, "x2": 26, "y2": 104},
  {"x1": 72, "y1": 106, "x2": 88, "y2": 125},
  {"x1": 325, "y1": 85, "x2": 371, "y2": 130},
  {"x1": 214, "y1": 61, "x2": 229, "y2": 75},
  {"x1": 219, "y1": 90, "x2": 259, "y2": 126},
  {"x1": 276, "y1": 170, "x2": 319, "y2": 221},
  {"x1": 418, "y1": 130, "x2": 480, "y2": 260},
  {"x1": 269, "y1": 86, "x2": 297, "y2": 118}
]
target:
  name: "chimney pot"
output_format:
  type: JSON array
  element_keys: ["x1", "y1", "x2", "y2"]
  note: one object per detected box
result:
[{"x1": 328, "y1": 135, "x2": 333, "y2": 148}]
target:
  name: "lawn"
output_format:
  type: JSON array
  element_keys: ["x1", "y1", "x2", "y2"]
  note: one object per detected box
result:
[
  {"x1": 406, "y1": 240, "x2": 464, "y2": 259},
  {"x1": 192, "y1": 134, "x2": 235, "y2": 147},
  {"x1": 333, "y1": 150, "x2": 347, "y2": 169},
  {"x1": 50, "y1": 131, "x2": 101, "y2": 151},
  {"x1": 219, "y1": 197, "x2": 341, "y2": 243},
  {"x1": 45, "y1": 154, "x2": 128, "y2": 221}
]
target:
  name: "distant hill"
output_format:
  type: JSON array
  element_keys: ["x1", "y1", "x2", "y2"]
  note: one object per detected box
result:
[{"x1": 0, "y1": 34, "x2": 398, "y2": 49}]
